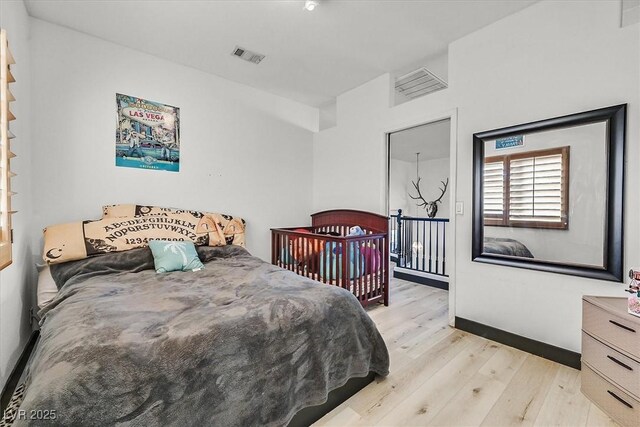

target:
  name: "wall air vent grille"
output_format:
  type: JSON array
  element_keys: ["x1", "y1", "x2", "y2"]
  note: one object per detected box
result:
[
  {"x1": 231, "y1": 46, "x2": 265, "y2": 64},
  {"x1": 395, "y1": 67, "x2": 447, "y2": 99}
]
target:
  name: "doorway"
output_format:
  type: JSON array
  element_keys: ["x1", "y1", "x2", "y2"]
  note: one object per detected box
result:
[{"x1": 385, "y1": 112, "x2": 457, "y2": 325}]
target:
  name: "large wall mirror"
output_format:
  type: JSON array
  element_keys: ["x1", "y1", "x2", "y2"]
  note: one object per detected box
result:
[{"x1": 472, "y1": 104, "x2": 626, "y2": 282}]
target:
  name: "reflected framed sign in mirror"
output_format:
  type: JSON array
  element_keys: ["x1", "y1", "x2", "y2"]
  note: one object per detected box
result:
[{"x1": 472, "y1": 104, "x2": 626, "y2": 282}]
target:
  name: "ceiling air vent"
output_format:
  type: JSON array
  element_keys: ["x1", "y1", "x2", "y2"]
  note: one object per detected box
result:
[
  {"x1": 231, "y1": 46, "x2": 265, "y2": 64},
  {"x1": 395, "y1": 67, "x2": 447, "y2": 99}
]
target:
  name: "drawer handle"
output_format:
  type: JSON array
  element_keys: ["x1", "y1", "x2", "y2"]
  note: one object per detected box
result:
[
  {"x1": 607, "y1": 390, "x2": 634, "y2": 409},
  {"x1": 609, "y1": 320, "x2": 636, "y2": 333},
  {"x1": 607, "y1": 355, "x2": 634, "y2": 371}
]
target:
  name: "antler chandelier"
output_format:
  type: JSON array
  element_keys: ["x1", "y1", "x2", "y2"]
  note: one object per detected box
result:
[{"x1": 408, "y1": 152, "x2": 449, "y2": 218}]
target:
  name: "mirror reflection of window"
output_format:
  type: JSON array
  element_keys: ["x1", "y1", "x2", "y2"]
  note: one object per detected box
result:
[
  {"x1": 473, "y1": 104, "x2": 625, "y2": 281},
  {"x1": 483, "y1": 160, "x2": 505, "y2": 222},
  {"x1": 484, "y1": 146, "x2": 569, "y2": 229},
  {"x1": 480, "y1": 120, "x2": 608, "y2": 268}
]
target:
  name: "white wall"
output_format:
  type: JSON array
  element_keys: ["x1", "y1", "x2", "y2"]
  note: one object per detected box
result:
[
  {"x1": 30, "y1": 19, "x2": 317, "y2": 262},
  {"x1": 388, "y1": 158, "x2": 412, "y2": 215},
  {"x1": 0, "y1": 0, "x2": 35, "y2": 390},
  {"x1": 313, "y1": 0, "x2": 639, "y2": 352},
  {"x1": 450, "y1": 0, "x2": 638, "y2": 353}
]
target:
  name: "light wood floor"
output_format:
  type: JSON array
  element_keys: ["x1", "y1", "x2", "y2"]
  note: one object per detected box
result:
[{"x1": 314, "y1": 278, "x2": 619, "y2": 427}]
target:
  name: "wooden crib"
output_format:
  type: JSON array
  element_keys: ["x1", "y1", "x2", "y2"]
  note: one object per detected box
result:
[{"x1": 271, "y1": 209, "x2": 389, "y2": 307}]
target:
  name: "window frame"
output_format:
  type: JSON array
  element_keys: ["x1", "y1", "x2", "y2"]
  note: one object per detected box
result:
[
  {"x1": 0, "y1": 29, "x2": 15, "y2": 270},
  {"x1": 484, "y1": 146, "x2": 570, "y2": 230}
]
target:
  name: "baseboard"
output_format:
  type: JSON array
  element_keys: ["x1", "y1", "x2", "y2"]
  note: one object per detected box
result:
[
  {"x1": 1, "y1": 330, "x2": 39, "y2": 413},
  {"x1": 455, "y1": 317, "x2": 581, "y2": 370},
  {"x1": 394, "y1": 270, "x2": 449, "y2": 290},
  {"x1": 288, "y1": 372, "x2": 376, "y2": 427}
]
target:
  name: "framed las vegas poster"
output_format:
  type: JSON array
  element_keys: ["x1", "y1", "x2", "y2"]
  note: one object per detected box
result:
[{"x1": 116, "y1": 93, "x2": 180, "y2": 172}]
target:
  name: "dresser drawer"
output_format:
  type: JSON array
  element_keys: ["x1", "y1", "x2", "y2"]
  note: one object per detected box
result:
[
  {"x1": 583, "y1": 300, "x2": 640, "y2": 357},
  {"x1": 582, "y1": 364, "x2": 640, "y2": 427},
  {"x1": 582, "y1": 331, "x2": 640, "y2": 399}
]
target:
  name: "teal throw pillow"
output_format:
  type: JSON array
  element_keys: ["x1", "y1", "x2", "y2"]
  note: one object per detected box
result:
[{"x1": 148, "y1": 240, "x2": 204, "y2": 273}]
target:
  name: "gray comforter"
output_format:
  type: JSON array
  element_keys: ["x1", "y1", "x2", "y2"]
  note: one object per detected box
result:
[
  {"x1": 483, "y1": 237, "x2": 534, "y2": 258},
  {"x1": 18, "y1": 245, "x2": 389, "y2": 426}
]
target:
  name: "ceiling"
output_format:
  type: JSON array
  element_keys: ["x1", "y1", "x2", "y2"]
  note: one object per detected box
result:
[
  {"x1": 24, "y1": 0, "x2": 538, "y2": 107},
  {"x1": 389, "y1": 119, "x2": 450, "y2": 162}
]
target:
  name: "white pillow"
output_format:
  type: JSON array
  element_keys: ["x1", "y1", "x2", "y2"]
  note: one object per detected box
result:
[{"x1": 37, "y1": 266, "x2": 58, "y2": 309}]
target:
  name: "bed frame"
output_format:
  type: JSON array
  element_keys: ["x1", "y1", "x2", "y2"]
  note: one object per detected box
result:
[
  {"x1": 288, "y1": 372, "x2": 376, "y2": 426},
  {"x1": 271, "y1": 209, "x2": 389, "y2": 306}
]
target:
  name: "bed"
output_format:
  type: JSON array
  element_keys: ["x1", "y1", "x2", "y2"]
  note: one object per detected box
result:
[
  {"x1": 483, "y1": 237, "x2": 534, "y2": 258},
  {"x1": 12, "y1": 209, "x2": 389, "y2": 426},
  {"x1": 271, "y1": 210, "x2": 389, "y2": 307}
]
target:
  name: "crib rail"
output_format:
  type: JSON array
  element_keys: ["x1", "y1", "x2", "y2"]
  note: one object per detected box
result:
[{"x1": 271, "y1": 226, "x2": 389, "y2": 307}]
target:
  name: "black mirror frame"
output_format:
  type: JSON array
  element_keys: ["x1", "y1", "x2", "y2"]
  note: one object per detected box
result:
[{"x1": 472, "y1": 104, "x2": 626, "y2": 282}]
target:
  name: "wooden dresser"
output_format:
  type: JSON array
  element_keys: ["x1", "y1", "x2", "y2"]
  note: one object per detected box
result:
[{"x1": 582, "y1": 296, "x2": 640, "y2": 427}]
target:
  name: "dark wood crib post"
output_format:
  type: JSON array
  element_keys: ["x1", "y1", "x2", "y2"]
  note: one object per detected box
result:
[
  {"x1": 342, "y1": 241, "x2": 349, "y2": 291},
  {"x1": 271, "y1": 231, "x2": 276, "y2": 265},
  {"x1": 384, "y1": 233, "x2": 390, "y2": 306}
]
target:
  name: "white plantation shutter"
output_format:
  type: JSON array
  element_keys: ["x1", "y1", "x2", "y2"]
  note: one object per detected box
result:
[
  {"x1": 484, "y1": 147, "x2": 569, "y2": 229},
  {"x1": 0, "y1": 30, "x2": 16, "y2": 269},
  {"x1": 509, "y1": 153, "x2": 564, "y2": 223},
  {"x1": 484, "y1": 160, "x2": 505, "y2": 220}
]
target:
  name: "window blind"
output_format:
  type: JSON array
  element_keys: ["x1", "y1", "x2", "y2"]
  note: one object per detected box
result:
[
  {"x1": 484, "y1": 146, "x2": 569, "y2": 229},
  {"x1": 509, "y1": 153, "x2": 564, "y2": 223},
  {"x1": 483, "y1": 160, "x2": 505, "y2": 217},
  {"x1": 0, "y1": 29, "x2": 16, "y2": 269}
]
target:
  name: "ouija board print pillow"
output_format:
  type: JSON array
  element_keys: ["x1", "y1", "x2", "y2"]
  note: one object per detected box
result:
[
  {"x1": 102, "y1": 204, "x2": 246, "y2": 247},
  {"x1": 42, "y1": 211, "x2": 228, "y2": 265}
]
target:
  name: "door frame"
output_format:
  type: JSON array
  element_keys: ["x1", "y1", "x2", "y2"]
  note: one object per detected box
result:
[{"x1": 383, "y1": 108, "x2": 458, "y2": 326}]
